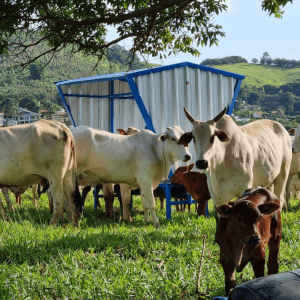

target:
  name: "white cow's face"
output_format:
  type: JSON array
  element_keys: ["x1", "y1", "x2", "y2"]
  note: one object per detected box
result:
[
  {"x1": 292, "y1": 125, "x2": 300, "y2": 153},
  {"x1": 160, "y1": 126, "x2": 192, "y2": 163},
  {"x1": 179, "y1": 107, "x2": 229, "y2": 170}
]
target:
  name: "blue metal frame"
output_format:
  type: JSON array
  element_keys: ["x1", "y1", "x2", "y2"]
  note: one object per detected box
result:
[
  {"x1": 57, "y1": 85, "x2": 76, "y2": 127},
  {"x1": 158, "y1": 181, "x2": 209, "y2": 219},
  {"x1": 110, "y1": 81, "x2": 114, "y2": 133},
  {"x1": 228, "y1": 78, "x2": 244, "y2": 116},
  {"x1": 127, "y1": 75, "x2": 156, "y2": 133}
]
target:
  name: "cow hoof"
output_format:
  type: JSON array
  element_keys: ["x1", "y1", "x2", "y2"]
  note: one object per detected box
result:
[
  {"x1": 122, "y1": 216, "x2": 133, "y2": 222},
  {"x1": 153, "y1": 222, "x2": 160, "y2": 228}
]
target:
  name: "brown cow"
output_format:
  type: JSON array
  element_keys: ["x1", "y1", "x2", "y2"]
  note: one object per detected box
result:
[
  {"x1": 215, "y1": 186, "x2": 281, "y2": 296},
  {"x1": 170, "y1": 163, "x2": 211, "y2": 216}
]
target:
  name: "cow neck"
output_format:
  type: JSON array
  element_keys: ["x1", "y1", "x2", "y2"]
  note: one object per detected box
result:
[
  {"x1": 151, "y1": 135, "x2": 172, "y2": 180},
  {"x1": 210, "y1": 117, "x2": 239, "y2": 171}
]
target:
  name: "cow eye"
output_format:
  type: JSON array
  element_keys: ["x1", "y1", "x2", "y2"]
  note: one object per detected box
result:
[{"x1": 237, "y1": 216, "x2": 243, "y2": 223}]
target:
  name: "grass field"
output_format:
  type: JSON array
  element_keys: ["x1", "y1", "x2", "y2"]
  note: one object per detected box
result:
[
  {"x1": 212, "y1": 63, "x2": 300, "y2": 87},
  {"x1": 1, "y1": 190, "x2": 300, "y2": 300}
]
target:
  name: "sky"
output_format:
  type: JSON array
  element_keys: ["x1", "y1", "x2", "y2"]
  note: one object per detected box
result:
[{"x1": 107, "y1": 0, "x2": 300, "y2": 66}]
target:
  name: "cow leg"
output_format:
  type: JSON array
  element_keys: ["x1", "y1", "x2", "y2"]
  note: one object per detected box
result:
[
  {"x1": 2, "y1": 187, "x2": 13, "y2": 210},
  {"x1": 0, "y1": 197, "x2": 7, "y2": 220},
  {"x1": 48, "y1": 180, "x2": 65, "y2": 225},
  {"x1": 274, "y1": 163, "x2": 291, "y2": 210},
  {"x1": 120, "y1": 184, "x2": 132, "y2": 221},
  {"x1": 285, "y1": 174, "x2": 293, "y2": 210},
  {"x1": 267, "y1": 241, "x2": 280, "y2": 275},
  {"x1": 47, "y1": 189, "x2": 54, "y2": 213},
  {"x1": 81, "y1": 185, "x2": 92, "y2": 207},
  {"x1": 251, "y1": 255, "x2": 265, "y2": 279},
  {"x1": 160, "y1": 198, "x2": 164, "y2": 210},
  {"x1": 32, "y1": 184, "x2": 38, "y2": 207},
  {"x1": 267, "y1": 224, "x2": 281, "y2": 275},
  {"x1": 138, "y1": 181, "x2": 159, "y2": 227},
  {"x1": 16, "y1": 194, "x2": 21, "y2": 206},
  {"x1": 197, "y1": 200, "x2": 207, "y2": 216},
  {"x1": 102, "y1": 183, "x2": 115, "y2": 218},
  {"x1": 220, "y1": 255, "x2": 236, "y2": 296}
]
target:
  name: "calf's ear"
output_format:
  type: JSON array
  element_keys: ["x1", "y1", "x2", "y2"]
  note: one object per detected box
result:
[
  {"x1": 258, "y1": 202, "x2": 280, "y2": 215},
  {"x1": 188, "y1": 163, "x2": 194, "y2": 171},
  {"x1": 215, "y1": 130, "x2": 229, "y2": 142},
  {"x1": 116, "y1": 128, "x2": 126, "y2": 135},
  {"x1": 216, "y1": 204, "x2": 233, "y2": 217},
  {"x1": 178, "y1": 132, "x2": 193, "y2": 147},
  {"x1": 158, "y1": 134, "x2": 167, "y2": 142},
  {"x1": 288, "y1": 128, "x2": 296, "y2": 136}
]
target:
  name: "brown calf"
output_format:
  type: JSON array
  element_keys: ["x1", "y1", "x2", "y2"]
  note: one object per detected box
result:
[
  {"x1": 215, "y1": 186, "x2": 281, "y2": 296},
  {"x1": 170, "y1": 163, "x2": 211, "y2": 216}
]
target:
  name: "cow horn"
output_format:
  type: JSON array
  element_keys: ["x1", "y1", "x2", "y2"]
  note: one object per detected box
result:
[
  {"x1": 213, "y1": 107, "x2": 227, "y2": 123},
  {"x1": 184, "y1": 107, "x2": 195, "y2": 124}
]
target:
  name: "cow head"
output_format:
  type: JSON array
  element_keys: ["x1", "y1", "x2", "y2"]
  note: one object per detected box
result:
[
  {"x1": 159, "y1": 126, "x2": 192, "y2": 163},
  {"x1": 216, "y1": 187, "x2": 280, "y2": 247},
  {"x1": 170, "y1": 163, "x2": 194, "y2": 184},
  {"x1": 116, "y1": 127, "x2": 140, "y2": 136},
  {"x1": 179, "y1": 107, "x2": 229, "y2": 170},
  {"x1": 289, "y1": 125, "x2": 300, "y2": 153}
]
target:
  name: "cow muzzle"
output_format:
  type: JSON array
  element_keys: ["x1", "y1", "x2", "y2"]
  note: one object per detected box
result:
[
  {"x1": 248, "y1": 235, "x2": 261, "y2": 246},
  {"x1": 196, "y1": 160, "x2": 208, "y2": 169},
  {"x1": 183, "y1": 154, "x2": 192, "y2": 162}
]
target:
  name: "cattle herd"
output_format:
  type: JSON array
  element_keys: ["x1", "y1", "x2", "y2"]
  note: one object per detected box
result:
[{"x1": 1, "y1": 106, "x2": 300, "y2": 295}]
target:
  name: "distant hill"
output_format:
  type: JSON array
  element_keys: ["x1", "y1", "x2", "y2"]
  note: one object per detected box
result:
[{"x1": 211, "y1": 63, "x2": 300, "y2": 87}]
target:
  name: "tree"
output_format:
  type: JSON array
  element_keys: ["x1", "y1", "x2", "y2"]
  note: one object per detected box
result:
[
  {"x1": 260, "y1": 52, "x2": 271, "y2": 65},
  {"x1": 252, "y1": 58, "x2": 258, "y2": 64},
  {"x1": 0, "y1": 0, "x2": 293, "y2": 68}
]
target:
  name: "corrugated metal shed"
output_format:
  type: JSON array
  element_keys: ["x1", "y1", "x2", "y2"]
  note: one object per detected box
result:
[{"x1": 55, "y1": 61, "x2": 245, "y2": 171}]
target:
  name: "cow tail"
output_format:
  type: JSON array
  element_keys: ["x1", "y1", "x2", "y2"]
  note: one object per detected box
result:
[{"x1": 70, "y1": 137, "x2": 83, "y2": 213}]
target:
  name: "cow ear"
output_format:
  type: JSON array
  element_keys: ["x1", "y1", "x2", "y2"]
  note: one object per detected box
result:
[
  {"x1": 215, "y1": 130, "x2": 229, "y2": 142},
  {"x1": 178, "y1": 132, "x2": 193, "y2": 146},
  {"x1": 188, "y1": 163, "x2": 194, "y2": 171},
  {"x1": 288, "y1": 128, "x2": 296, "y2": 136},
  {"x1": 257, "y1": 202, "x2": 280, "y2": 215},
  {"x1": 116, "y1": 129, "x2": 126, "y2": 135},
  {"x1": 216, "y1": 204, "x2": 234, "y2": 217},
  {"x1": 159, "y1": 134, "x2": 167, "y2": 142}
]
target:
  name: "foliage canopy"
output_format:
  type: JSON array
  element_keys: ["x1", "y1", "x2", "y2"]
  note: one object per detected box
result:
[{"x1": 0, "y1": 0, "x2": 293, "y2": 68}]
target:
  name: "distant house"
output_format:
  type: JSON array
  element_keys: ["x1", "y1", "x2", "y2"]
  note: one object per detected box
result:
[
  {"x1": 232, "y1": 114, "x2": 250, "y2": 123},
  {"x1": 51, "y1": 109, "x2": 70, "y2": 124},
  {"x1": 0, "y1": 113, "x2": 4, "y2": 126},
  {"x1": 12, "y1": 108, "x2": 40, "y2": 124},
  {"x1": 253, "y1": 111, "x2": 263, "y2": 119}
]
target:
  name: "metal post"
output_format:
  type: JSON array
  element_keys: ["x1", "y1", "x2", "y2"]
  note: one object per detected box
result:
[{"x1": 110, "y1": 81, "x2": 114, "y2": 133}]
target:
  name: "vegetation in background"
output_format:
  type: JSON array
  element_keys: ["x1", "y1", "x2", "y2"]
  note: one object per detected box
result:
[{"x1": 0, "y1": 44, "x2": 151, "y2": 117}]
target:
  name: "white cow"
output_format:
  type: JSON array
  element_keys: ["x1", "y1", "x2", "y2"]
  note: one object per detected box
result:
[
  {"x1": 0, "y1": 120, "x2": 82, "y2": 223},
  {"x1": 286, "y1": 127, "x2": 300, "y2": 208},
  {"x1": 70, "y1": 126, "x2": 192, "y2": 227},
  {"x1": 179, "y1": 107, "x2": 292, "y2": 209}
]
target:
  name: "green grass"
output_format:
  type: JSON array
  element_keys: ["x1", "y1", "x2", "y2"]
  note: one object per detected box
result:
[
  {"x1": 1, "y1": 190, "x2": 300, "y2": 299},
  {"x1": 213, "y1": 63, "x2": 300, "y2": 87}
]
